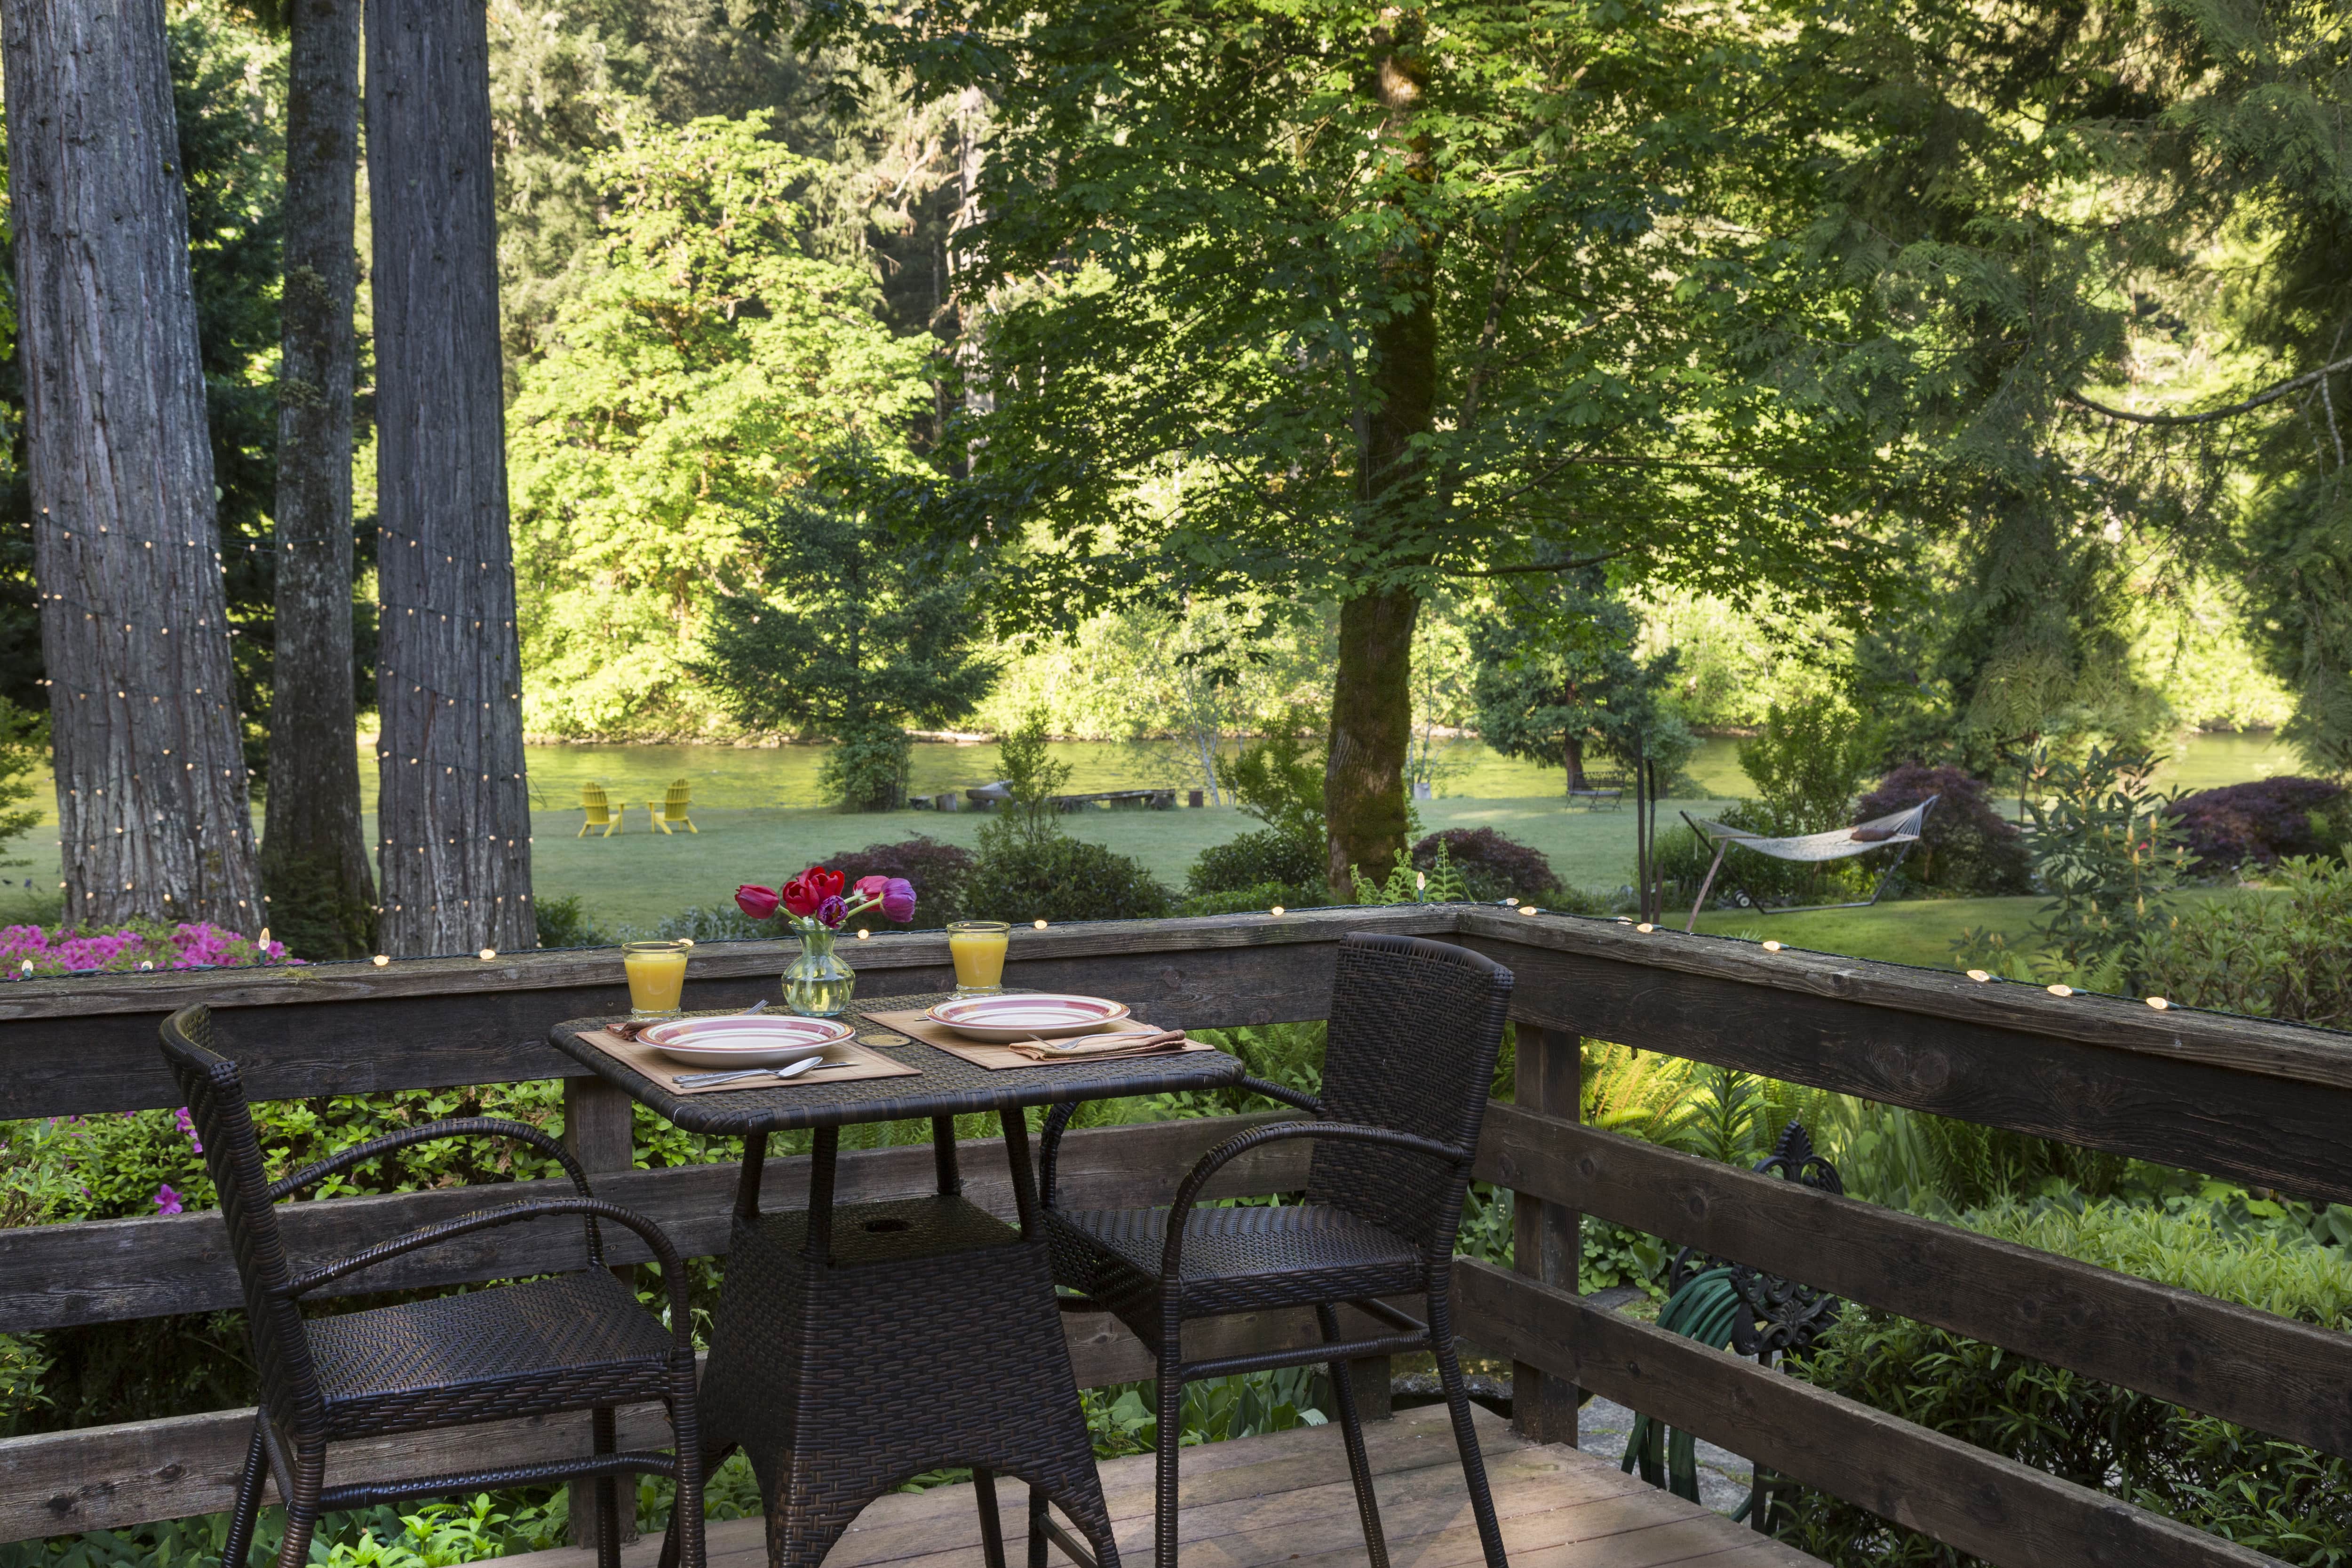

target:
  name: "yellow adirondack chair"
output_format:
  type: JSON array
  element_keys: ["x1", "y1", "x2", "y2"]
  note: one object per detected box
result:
[
  {"x1": 578, "y1": 781, "x2": 621, "y2": 837},
  {"x1": 650, "y1": 777, "x2": 697, "y2": 835}
]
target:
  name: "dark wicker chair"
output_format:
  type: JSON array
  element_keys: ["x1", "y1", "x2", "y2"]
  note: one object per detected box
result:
[
  {"x1": 159, "y1": 1004, "x2": 706, "y2": 1568},
  {"x1": 1034, "y1": 932, "x2": 1515, "y2": 1568}
]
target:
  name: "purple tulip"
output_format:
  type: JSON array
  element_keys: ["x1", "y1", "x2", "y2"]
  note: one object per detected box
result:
[
  {"x1": 881, "y1": 878, "x2": 917, "y2": 923},
  {"x1": 815, "y1": 894, "x2": 848, "y2": 929}
]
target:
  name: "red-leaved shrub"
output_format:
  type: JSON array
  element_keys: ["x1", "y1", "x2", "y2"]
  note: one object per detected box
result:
[
  {"x1": 1854, "y1": 765, "x2": 2030, "y2": 896},
  {"x1": 2165, "y1": 777, "x2": 2346, "y2": 872}
]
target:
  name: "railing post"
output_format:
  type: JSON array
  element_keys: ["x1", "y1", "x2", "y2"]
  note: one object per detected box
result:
[
  {"x1": 1510, "y1": 1024, "x2": 1580, "y2": 1445},
  {"x1": 564, "y1": 1075, "x2": 639, "y2": 1546}
]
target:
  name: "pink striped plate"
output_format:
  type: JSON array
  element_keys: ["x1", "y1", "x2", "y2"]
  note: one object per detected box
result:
[
  {"x1": 639, "y1": 1015, "x2": 855, "y2": 1067},
  {"x1": 925, "y1": 994, "x2": 1132, "y2": 1043}
]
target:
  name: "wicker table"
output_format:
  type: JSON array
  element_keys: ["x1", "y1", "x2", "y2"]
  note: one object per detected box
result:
[{"x1": 549, "y1": 996, "x2": 1244, "y2": 1568}]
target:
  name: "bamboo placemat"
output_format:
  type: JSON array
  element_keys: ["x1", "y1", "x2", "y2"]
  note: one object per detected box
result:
[
  {"x1": 577, "y1": 1027, "x2": 919, "y2": 1095},
  {"x1": 858, "y1": 1007, "x2": 1214, "y2": 1072}
]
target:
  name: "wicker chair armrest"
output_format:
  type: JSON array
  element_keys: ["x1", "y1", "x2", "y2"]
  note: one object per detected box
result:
[
  {"x1": 1160, "y1": 1121, "x2": 1469, "y2": 1282},
  {"x1": 280, "y1": 1196, "x2": 695, "y2": 1352},
  {"x1": 1238, "y1": 1076, "x2": 1322, "y2": 1115},
  {"x1": 268, "y1": 1117, "x2": 596, "y2": 1202}
]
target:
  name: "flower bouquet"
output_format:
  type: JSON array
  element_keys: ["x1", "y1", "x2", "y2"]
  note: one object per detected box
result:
[{"x1": 737, "y1": 868, "x2": 916, "y2": 1016}]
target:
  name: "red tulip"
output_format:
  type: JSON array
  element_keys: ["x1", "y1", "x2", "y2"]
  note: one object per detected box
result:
[
  {"x1": 735, "y1": 884, "x2": 780, "y2": 921},
  {"x1": 780, "y1": 876, "x2": 821, "y2": 918},
  {"x1": 855, "y1": 875, "x2": 888, "y2": 899},
  {"x1": 803, "y1": 866, "x2": 846, "y2": 902}
]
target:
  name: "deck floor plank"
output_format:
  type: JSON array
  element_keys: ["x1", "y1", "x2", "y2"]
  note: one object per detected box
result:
[{"x1": 528, "y1": 1405, "x2": 1820, "y2": 1568}]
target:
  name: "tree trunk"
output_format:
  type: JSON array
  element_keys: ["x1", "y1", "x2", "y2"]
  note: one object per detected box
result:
[
  {"x1": 5, "y1": 0, "x2": 261, "y2": 930},
  {"x1": 260, "y1": 0, "x2": 374, "y2": 959},
  {"x1": 367, "y1": 0, "x2": 533, "y2": 955},
  {"x1": 1564, "y1": 734, "x2": 1586, "y2": 794},
  {"x1": 1325, "y1": 27, "x2": 1437, "y2": 895}
]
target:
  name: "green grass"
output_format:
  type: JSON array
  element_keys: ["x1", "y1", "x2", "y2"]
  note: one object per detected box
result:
[{"x1": 1690, "y1": 884, "x2": 2251, "y2": 970}]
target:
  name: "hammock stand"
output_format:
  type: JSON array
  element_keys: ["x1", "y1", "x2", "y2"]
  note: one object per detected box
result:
[{"x1": 1681, "y1": 796, "x2": 1938, "y2": 933}]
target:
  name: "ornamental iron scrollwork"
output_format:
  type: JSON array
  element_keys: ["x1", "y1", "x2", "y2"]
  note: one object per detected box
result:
[{"x1": 1666, "y1": 1120, "x2": 1844, "y2": 1365}]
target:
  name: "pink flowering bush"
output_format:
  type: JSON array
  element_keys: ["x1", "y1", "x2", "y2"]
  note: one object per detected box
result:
[{"x1": 0, "y1": 920, "x2": 295, "y2": 977}]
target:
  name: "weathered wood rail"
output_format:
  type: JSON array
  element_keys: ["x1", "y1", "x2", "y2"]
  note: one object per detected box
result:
[{"x1": 3, "y1": 903, "x2": 2349, "y2": 1568}]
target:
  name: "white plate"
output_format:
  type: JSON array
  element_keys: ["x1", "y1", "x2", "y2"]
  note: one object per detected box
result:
[
  {"x1": 925, "y1": 994, "x2": 1132, "y2": 1043},
  {"x1": 640, "y1": 1015, "x2": 855, "y2": 1067}
]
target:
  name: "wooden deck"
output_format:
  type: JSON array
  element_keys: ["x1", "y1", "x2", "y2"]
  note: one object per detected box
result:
[{"x1": 526, "y1": 1404, "x2": 1818, "y2": 1568}]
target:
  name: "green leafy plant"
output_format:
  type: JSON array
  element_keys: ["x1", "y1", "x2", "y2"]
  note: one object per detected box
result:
[
  {"x1": 1215, "y1": 711, "x2": 1326, "y2": 846},
  {"x1": 981, "y1": 709, "x2": 1077, "y2": 855},
  {"x1": 2022, "y1": 743, "x2": 2193, "y2": 972},
  {"x1": 1348, "y1": 840, "x2": 1467, "y2": 906},
  {"x1": 960, "y1": 837, "x2": 1173, "y2": 925},
  {"x1": 532, "y1": 895, "x2": 610, "y2": 949},
  {"x1": 1736, "y1": 698, "x2": 1886, "y2": 836},
  {"x1": 2137, "y1": 856, "x2": 2352, "y2": 1026},
  {"x1": 1184, "y1": 830, "x2": 1327, "y2": 905}
]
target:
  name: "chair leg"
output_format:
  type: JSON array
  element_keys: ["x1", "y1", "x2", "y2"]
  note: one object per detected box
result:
[
  {"x1": 1026, "y1": 1485, "x2": 1050, "y2": 1568},
  {"x1": 221, "y1": 1417, "x2": 269, "y2": 1568},
  {"x1": 974, "y1": 1469, "x2": 1012, "y2": 1568},
  {"x1": 272, "y1": 1444, "x2": 326, "y2": 1568},
  {"x1": 593, "y1": 1406, "x2": 623, "y2": 1568},
  {"x1": 1315, "y1": 1305, "x2": 1389, "y2": 1568},
  {"x1": 1154, "y1": 1324, "x2": 1184, "y2": 1568},
  {"x1": 1427, "y1": 1286, "x2": 1508, "y2": 1568},
  {"x1": 659, "y1": 1379, "x2": 711, "y2": 1568}
]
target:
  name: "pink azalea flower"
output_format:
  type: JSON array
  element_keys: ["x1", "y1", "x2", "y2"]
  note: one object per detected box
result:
[{"x1": 154, "y1": 1184, "x2": 183, "y2": 1216}]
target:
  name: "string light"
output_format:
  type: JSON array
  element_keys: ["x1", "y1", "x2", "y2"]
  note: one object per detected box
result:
[
  {"x1": 373, "y1": 955, "x2": 390, "y2": 966},
  {"x1": 1518, "y1": 905, "x2": 1540, "y2": 915},
  {"x1": 1270, "y1": 905, "x2": 1285, "y2": 916},
  {"x1": 478, "y1": 948, "x2": 497, "y2": 961},
  {"x1": 2146, "y1": 995, "x2": 2170, "y2": 1010},
  {"x1": 1636, "y1": 923, "x2": 1654, "y2": 933},
  {"x1": 1966, "y1": 969, "x2": 1993, "y2": 982},
  {"x1": 1761, "y1": 940, "x2": 1783, "y2": 952},
  {"x1": 2046, "y1": 984, "x2": 2073, "y2": 997}
]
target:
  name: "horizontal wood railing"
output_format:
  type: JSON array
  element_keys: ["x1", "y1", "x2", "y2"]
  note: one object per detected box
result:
[{"x1": 3, "y1": 903, "x2": 2351, "y2": 1568}]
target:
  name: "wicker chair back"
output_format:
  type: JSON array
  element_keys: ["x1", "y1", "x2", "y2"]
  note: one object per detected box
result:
[
  {"x1": 1307, "y1": 933, "x2": 1514, "y2": 1258},
  {"x1": 159, "y1": 1004, "x2": 330, "y2": 1439}
]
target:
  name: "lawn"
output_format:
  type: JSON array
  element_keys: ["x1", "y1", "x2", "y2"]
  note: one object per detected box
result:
[{"x1": 1691, "y1": 884, "x2": 2249, "y2": 971}]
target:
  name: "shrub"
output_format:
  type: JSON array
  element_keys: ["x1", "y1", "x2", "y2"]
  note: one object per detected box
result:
[
  {"x1": 1186, "y1": 828, "x2": 1325, "y2": 899},
  {"x1": 2165, "y1": 776, "x2": 2346, "y2": 872},
  {"x1": 2024, "y1": 743, "x2": 2193, "y2": 972},
  {"x1": 1411, "y1": 827, "x2": 1564, "y2": 904},
  {"x1": 534, "y1": 894, "x2": 610, "y2": 948},
  {"x1": 813, "y1": 836, "x2": 974, "y2": 929},
  {"x1": 1737, "y1": 697, "x2": 1884, "y2": 834},
  {"x1": 1778, "y1": 1198, "x2": 2352, "y2": 1566},
  {"x1": 1175, "y1": 882, "x2": 1303, "y2": 917},
  {"x1": 2137, "y1": 856, "x2": 2352, "y2": 1026},
  {"x1": 0, "y1": 922, "x2": 295, "y2": 977},
  {"x1": 1216, "y1": 711, "x2": 1326, "y2": 844},
  {"x1": 961, "y1": 836, "x2": 1174, "y2": 923},
  {"x1": 818, "y1": 722, "x2": 913, "y2": 811},
  {"x1": 1854, "y1": 764, "x2": 2030, "y2": 896}
]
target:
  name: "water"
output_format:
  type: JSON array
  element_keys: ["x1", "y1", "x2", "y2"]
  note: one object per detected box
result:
[{"x1": 0, "y1": 729, "x2": 2312, "y2": 826}]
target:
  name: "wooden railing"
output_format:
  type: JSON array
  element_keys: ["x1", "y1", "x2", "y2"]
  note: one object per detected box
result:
[{"x1": 2, "y1": 904, "x2": 2348, "y2": 1568}]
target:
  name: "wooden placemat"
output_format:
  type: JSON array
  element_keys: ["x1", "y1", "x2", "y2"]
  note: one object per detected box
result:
[
  {"x1": 577, "y1": 1027, "x2": 920, "y2": 1095},
  {"x1": 858, "y1": 1007, "x2": 1215, "y2": 1072}
]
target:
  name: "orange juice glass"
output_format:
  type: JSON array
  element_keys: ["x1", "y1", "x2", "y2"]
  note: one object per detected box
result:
[
  {"x1": 947, "y1": 921, "x2": 1009, "y2": 995},
  {"x1": 623, "y1": 940, "x2": 689, "y2": 1020}
]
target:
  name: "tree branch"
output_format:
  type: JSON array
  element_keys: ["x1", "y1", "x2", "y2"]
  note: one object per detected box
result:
[
  {"x1": 1450, "y1": 547, "x2": 1638, "y2": 578},
  {"x1": 2065, "y1": 353, "x2": 2352, "y2": 427}
]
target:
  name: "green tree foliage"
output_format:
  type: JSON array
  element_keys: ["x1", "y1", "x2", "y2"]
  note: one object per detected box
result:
[
  {"x1": 691, "y1": 455, "x2": 998, "y2": 808},
  {"x1": 507, "y1": 113, "x2": 934, "y2": 738},
  {"x1": 1471, "y1": 571, "x2": 1690, "y2": 796},
  {"x1": 809, "y1": 0, "x2": 1908, "y2": 886},
  {"x1": 1736, "y1": 697, "x2": 1885, "y2": 836},
  {"x1": 978, "y1": 708, "x2": 1073, "y2": 853},
  {"x1": 2020, "y1": 744, "x2": 2193, "y2": 971}
]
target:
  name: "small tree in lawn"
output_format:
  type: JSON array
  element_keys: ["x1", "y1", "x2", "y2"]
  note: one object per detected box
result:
[
  {"x1": 1469, "y1": 569, "x2": 1681, "y2": 796},
  {"x1": 694, "y1": 457, "x2": 997, "y2": 809}
]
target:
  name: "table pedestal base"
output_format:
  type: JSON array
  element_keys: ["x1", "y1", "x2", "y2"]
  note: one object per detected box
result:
[{"x1": 696, "y1": 1194, "x2": 1120, "y2": 1568}]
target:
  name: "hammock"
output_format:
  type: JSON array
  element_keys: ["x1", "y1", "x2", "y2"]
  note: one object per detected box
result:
[{"x1": 1681, "y1": 797, "x2": 1938, "y2": 932}]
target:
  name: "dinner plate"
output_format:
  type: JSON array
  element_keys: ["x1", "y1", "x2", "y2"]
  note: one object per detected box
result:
[
  {"x1": 640, "y1": 1015, "x2": 855, "y2": 1067},
  {"x1": 925, "y1": 994, "x2": 1132, "y2": 1043}
]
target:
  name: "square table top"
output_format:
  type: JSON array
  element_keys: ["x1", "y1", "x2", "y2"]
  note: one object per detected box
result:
[{"x1": 548, "y1": 990, "x2": 1246, "y2": 1134}]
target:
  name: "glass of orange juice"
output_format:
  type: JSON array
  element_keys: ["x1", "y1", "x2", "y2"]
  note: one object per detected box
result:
[
  {"x1": 623, "y1": 940, "x2": 690, "y2": 1021},
  {"x1": 947, "y1": 920, "x2": 1009, "y2": 996}
]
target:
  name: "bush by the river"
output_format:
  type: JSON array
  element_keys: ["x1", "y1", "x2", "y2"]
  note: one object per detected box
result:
[
  {"x1": 1411, "y1": 827, "x2": 1563, "y2": 904},
  {"x1": 1854, "y1": 764, "x2": 2030, "y2": 896},
  {"x1": 961, "y1": 836, "x2": 1174, "y2": 924},
  {"x1": 1184, "y1": 828, "x2": 1326, "y2": 907},
  {"x1": 2165, "y1": 776, "x2": 2346, "y2": 872}
]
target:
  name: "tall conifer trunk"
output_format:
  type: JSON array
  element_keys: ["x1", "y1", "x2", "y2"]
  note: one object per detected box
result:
[
  {"x1": 1325, "y1": 24, "x2": 1436, "y2": 894},
  {"x1": 261, "y1": 0, "x2": 375, "y2": 957},
  {"x1": 4, "y1": 0, "x2": 262, "y2": 929},
  {"x1": 367, "y1": 0, "x2": 533, "y2": 955}
]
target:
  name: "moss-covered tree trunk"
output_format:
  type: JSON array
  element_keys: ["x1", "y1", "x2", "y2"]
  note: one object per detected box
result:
[
  {"x1": 367, "y1": 0, "x2": 534, "y2": 955},
  {"x1": 260, "y1": 0, "x2": 375, "y2": 958},
  {"x1": 5, "y1": 0, "x2": 262, "y2": 930},
  {"x1": 1325, "y1": 25, "x2": 1436, "y2": 895}
]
